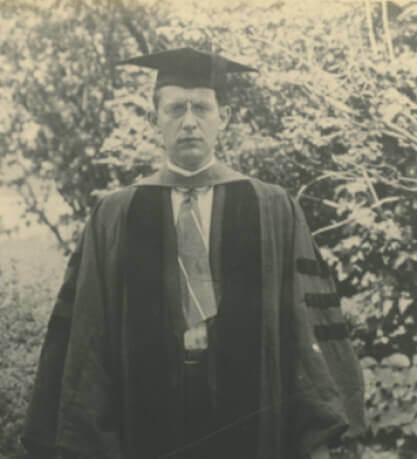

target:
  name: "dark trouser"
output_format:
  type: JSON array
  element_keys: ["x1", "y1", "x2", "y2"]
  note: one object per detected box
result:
[{"x1": 183, "y1": 349, "x2": 213, "y2": 459}]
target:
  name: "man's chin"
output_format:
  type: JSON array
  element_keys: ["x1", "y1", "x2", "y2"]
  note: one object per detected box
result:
[{"x1": 172, "y1": 150, "x2": 212, "y2": 171}]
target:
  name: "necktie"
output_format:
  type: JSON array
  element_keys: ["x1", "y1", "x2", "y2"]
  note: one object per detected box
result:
[{"x1": 176, "y1": 188, "x2": 217, "y2": 343}]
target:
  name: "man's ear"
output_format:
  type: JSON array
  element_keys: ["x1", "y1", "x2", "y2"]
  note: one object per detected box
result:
[{"x1": 219, "y1": 105, "x2": 231, "y2": 129}]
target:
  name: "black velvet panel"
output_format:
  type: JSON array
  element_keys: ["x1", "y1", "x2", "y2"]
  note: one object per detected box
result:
[
  {"x1": 296, "y1": 258, "x2": 328, "y2": 277},
  {"x1": 296, "y1": 244, "x2": 331, "y2": 278},
  {"x1": 214, "y1": 181, "x2": 262, "y2": 459},
  {"x1": 124, "y1": 187, "x2": 182, "y2": 458}
]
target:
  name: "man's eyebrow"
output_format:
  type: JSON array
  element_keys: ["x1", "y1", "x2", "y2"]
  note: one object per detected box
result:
[{"x1": 162, "y1": 97, "x2": 213, "y2": 106}]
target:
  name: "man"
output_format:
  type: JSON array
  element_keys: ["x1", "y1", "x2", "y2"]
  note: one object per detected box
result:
[{"x1": 23, "y1": 48, "x2": 366, "y2": 459}]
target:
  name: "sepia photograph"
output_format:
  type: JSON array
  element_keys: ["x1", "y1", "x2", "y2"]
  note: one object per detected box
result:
[{"x1": 1, "y1": 0, "x2": 416, "y2": 458}]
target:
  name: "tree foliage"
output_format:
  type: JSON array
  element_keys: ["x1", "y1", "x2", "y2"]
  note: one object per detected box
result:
[{"x1": 1, "y1": 0, "x2": 417, "y2": 456}]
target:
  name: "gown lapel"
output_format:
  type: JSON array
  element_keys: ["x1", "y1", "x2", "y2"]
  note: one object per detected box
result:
[
  {"x1": 124, "y1": 186, "x2": 183, "y2": 458},
  {"x1": 124, "y1": 172, "x2": 262, "y2": 459}
]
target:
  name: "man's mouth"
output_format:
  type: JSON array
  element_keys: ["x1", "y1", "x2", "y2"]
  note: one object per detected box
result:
[{"x1": 178, "y1": 137, "x2": 202, "y2": 144}]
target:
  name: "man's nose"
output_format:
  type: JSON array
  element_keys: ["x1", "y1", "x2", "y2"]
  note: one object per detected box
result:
[{"x1": 182, "y1": 102, "x2": 197, "y2": 128}]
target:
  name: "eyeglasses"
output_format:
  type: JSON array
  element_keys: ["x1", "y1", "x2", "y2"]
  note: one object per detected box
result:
[{"x1": 162, "y1": 100, "x2": 216, "y2": 119}]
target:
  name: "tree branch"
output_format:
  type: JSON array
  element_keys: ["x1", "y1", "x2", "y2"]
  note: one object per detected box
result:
[
  {"x1": 384, "y1": 120, "x2": 417, "y2": 148},
  {"x1": 361, "y1": 166, "x2": 379, "y2": 204},
  {"x1": 312, "y1": 196, "x2": 401, "y2": 237},
  {"x1": 382, "y1": 0, "x2": 395, "y2": 61},
  {"x1": 17, "y1": 182, "x2": 70, "y2": 252},
  {"x1": 119, "y1": 1, "x2": 149, "y2": 55},
  {"x1": 364, "y1": 0, "x2": 377, "y2": 57},
  {"x1": 296, "y1": 171, "x2": 354, "y2": 201},
  {"x1": 372, "y1": 172, "x2": 417, "y2": 193},
  {"x1": 13, "y1": 157, "x2": 71, "y2": 251},
  {"x1": 299, "y1": 194, "x2": 340, "y2": 209},
  {"x1": 313, "y1": 217, "x2": 355, "y2": 237}
]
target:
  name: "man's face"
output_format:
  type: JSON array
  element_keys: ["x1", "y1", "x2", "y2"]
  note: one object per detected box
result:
[{"x1": 155, "y1": 86, "x2": 230, "y2": 171}]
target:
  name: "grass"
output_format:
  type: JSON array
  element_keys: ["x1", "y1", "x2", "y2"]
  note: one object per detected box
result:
[{"x1": 0, "y1": 234, "x2": 65, "y2": 457}]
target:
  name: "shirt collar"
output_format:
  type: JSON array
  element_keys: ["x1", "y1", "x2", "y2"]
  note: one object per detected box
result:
[
  {"x1": 166, "y1": 157, "x2": 216, "y2": 177},
  {"x1": 174, "y1": 185, "x2": 212, "y2": 195}
]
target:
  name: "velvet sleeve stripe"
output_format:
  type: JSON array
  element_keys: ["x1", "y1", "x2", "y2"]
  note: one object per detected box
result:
[
  {"x1": 296, "y1": 258, "x2": 329, "y2": 278},
  {"x1": 305, "y1": 292, "x2": 340, "y2": 309},
  {"x1": 314, "y1": 323, "x2": 348, "y2": 341}
]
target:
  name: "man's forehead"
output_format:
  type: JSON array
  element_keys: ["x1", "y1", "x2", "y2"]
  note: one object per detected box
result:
[{"x1": 157, "y1": 86, "x2": 217, "y2": 104}]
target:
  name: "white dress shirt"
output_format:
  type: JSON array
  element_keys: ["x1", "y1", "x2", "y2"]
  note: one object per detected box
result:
[
  {"x1": 166, "y1": 156, "x2": 216, "y2": 177},
  {"x1": 167, "y1": 159, "x2": 215, "y2": 350},
  {"x1": 171, "y1": 187, "x2": 213, "y2": 248},
  {"x1": 167, "y1": 160, "x2": 215, "y2": 249}
]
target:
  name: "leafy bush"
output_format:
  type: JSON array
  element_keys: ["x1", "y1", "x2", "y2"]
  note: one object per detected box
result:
[
  {"x1": 1, "y1": 0, "x2": 417, "y2": 456},
  {"x1": 0, "y1": 237, "x2": 65, "y2": 457},
  {"x1": 362, "y1": 354, "x2": 417, "y2": 452}
]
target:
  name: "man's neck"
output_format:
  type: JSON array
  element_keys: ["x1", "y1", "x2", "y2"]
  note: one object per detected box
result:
[{"x1": 166, "y1": 157, "x2": 216, "y2": 177}]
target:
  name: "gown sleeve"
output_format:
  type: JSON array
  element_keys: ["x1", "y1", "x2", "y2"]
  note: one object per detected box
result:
[
  {"x1": 22, "y1": 228, "x2": 85, "y2": 459},
  {"x1": 22, "y1": 201, "x2": 123, "y2": 459},
  {"x1": 287, "y1": 197, "x2": 366, "y2": 456}
]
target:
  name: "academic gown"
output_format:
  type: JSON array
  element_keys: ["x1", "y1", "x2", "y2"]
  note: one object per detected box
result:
[{"x1": 22, "y1": 162, "x2": 366, "y2": 459}]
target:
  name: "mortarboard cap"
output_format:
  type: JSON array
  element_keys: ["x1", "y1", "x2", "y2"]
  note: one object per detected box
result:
[{"x1": 117, "y1": 47, "x2": 256, "y2": 91}]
